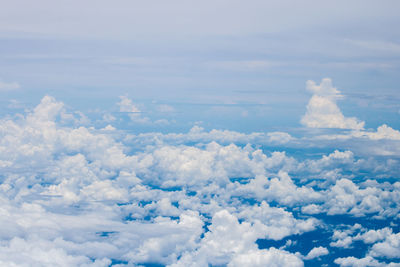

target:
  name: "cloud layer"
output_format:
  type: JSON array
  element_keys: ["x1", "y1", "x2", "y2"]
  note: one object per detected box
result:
[{"x1": 0, "y1": 91, "x2": 399, "y2": 266}]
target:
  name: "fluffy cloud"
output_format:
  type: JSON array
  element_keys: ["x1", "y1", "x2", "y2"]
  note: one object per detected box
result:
[
  {"x1": 0, "y1": 237, "x2": 111, "y2": 267},
  {"x1": 301, "y1": 78, "x2": 365, "y2": 130},
  {"x1": 370, "y1": 233, "x2": 400, "y2": 259},
  {"x1": 334, "y1": 256, "x2": 383, "y2": 267},
  {"x1": 171, "y1": 210, "x2": 303, "y2": 266},
  {"x1": 0, "y1": 95, "x2": 400, "y2": 266},
  {"x1": 228, "y1": 248, "x2": 303, "y2": 267},
  {"x1": 303, "y1": 246, "x2": 329, "y2": 260},
  {"x1": 117, "y1": 96, "x2": 140, "y2": 113},
  {"x1": 237, "y1": 201, "x2": 318, "y2": 240},
  {"x1": 354, "y1": 228, "x2": 393, "y2": 244},
  {"x1": 357, "y1": 124, "x2": 400, "y2": 140}
]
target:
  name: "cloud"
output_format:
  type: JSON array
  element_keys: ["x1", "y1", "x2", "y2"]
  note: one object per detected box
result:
[
  {"x1": 301, "y1": 78, "x2": 365, "y2": 130},
  {"x1": 0, "y1": 79, "x2": 20, "y2": 92},
  {"x1": 313, "y1": 124, "x2": 400, "y2": 142},
  {"x1": 1, "y1": 95, "x2": 400, "y2": 266},
  {"x1": 228, "y1": 248, "x2": 303, "y2": 267},
  {"x1": 118, "y1": 96, "x2": 140, "y2": 113},
  {"x1": 303, "y1": 246, "x2": 329, "y2": 260},
  {"x1": 267, "y1": 131, "x2": 294, "y2": 144},
  {"x1": 172, "y1": 210, "x2": 303, "y2": 266},
  {"x1": 354, "y1": 228, "x2": 392, "y2": 244},
  {"x1": 237, "y1": 201, "x2": 318, "y2": 240},
  {"x1": 370, "y1": 233, "x2": 400, "y2": 259},
  {"x1": 334, "y1": 256, "x2": 383, "y2": 267},
  {"x1": 357, "y1": 124, "x2": 400, "y2": 140},
  {"x1": 0, "y1": 237, "x2": 111, "y2": 267},
  {"x1": 117, "y1": 96, "x2": 149, "y2": 123}
]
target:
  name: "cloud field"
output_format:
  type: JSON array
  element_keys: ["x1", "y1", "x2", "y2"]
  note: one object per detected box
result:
[{"x1": 0, "y1": 79, "x2": 400, "y2": 266}]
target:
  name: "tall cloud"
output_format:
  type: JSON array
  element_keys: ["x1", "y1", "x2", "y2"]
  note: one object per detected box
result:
[{"x1": 301, "y1": 78, "x2": 365, "y2": 130}]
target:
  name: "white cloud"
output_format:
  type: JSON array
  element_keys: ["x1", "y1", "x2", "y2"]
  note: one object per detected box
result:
[
  {"x1": 171, "y1": 210, "x2": 303, "y2": 267},
  {"x1": 329, "y1": 224, "x2": 362, "y2": 249},
  {"x1": 1, "y1": 95, "x2": 400, "y2": 266},
  {"x1": 354, "y1": 228, "x2": 392, "y2": 244},
  {"x1": 313, "y1": 124, "x2": 400, "y2": 143},
  {"x1": 303, "y1": 246, "x2": 329, "y2": 260},
  {"x1": 357, "y1": 124, "x2": 400, "y2": 140},
  {"x1": 330, "y1": 236, "x2": 353, "y2": 248},
  {"x1": 102, "y1": 113, "x2": 116, "y2": 122},
  {"x1": 0, "y1": 237, "x2": 111, "y2": 267},
  {"x1": 370, "y1": 233, "x2": 400, "y2": 259},
  {"x1": 334, "y1": 256, "x2": 382, "y2": 267},
  {"x1": 237, "y1": 201, "x2": 318, "y2": 240},
  {"x1": 301, "y1": 78, "x2": 365, "y2": 130},
  {"x1": 267, "y1": 131, "x2": 294, "y2": 144},
  {"x1": 117, "y1": 96, "x2": 141, "y2": 113},
  {"x1": 301, "y1": 204, "x2": 323, "y2": 215},
  {"x1": 117, "y1": 96, "x2": 150, "y2": 123},
  {"x1": 228, "y1": 248, "x2": 303, "y2": 267}
]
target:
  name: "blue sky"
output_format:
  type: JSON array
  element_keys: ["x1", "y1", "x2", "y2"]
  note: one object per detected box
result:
[{"x1": 1, "y1": 1, "x2": 400, "y2": 266}]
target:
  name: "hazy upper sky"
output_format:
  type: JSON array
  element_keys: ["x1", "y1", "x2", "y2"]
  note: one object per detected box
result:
[{"x1": 1, "y1": 0, "x2": 399, "y2": 131}]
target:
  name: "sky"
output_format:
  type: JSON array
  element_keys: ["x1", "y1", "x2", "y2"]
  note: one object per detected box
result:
[
  {"x1": 1, "y1": 1, "x2": 400, "y2": 266},
  {"x1": 1, "y1": 0, "x2": 400, "y2": 131}
]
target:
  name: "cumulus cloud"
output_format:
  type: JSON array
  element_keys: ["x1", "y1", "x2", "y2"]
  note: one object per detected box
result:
[
  {"x1": 303, "y1": 246, "x2": 329, "y2": 260},
  {"x1": 228, "y1": 248, "x2": 303, "y2": 267},
  {"x1": 117, "y1": 96, "x2": 141, "y2": 113},
  {"x1": 354, "y1": 227, "x2": 392, "y2": 244},
  {"x1": 334, "y1": 256, "x2": 383, "y2": 267},
  {"x1": 1, "y1": 95, "x2": 400, "y2": 266},
  {"x1": 301, "y1": 78, "x2": 365, "y2": 130},
  {"x1": 267, "y1": 131, "x2": 294, "y2": 144},
  {"x1": 356, "y1": 124, "x2": 400, "y2": 140},
  {"x1": 316, "y1": 124, "x2": 400, "y2": 144},
  {"x1": 237, "y1": 201, "x2": 318, "y2": 240},
  {"x1": 370, "y1": 233, "x2": 400, "y2": 259},
  {"x1": 117, "y1": 96, "x2": 149, "y2": 123},
  {"x1": 171, "y1": 210, "x2": 303, "y2": 266},
  {"x1": 125, "y1": 126, "x2": 297, "y2": 149}
]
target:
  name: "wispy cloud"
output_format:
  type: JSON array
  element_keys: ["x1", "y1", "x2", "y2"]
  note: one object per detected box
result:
[{"x1": 0, "y1": 78, "x2": 20, "y2": 92}]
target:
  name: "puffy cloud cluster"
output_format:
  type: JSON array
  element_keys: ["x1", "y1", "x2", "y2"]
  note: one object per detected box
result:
[
  {"x1": 0, "y1": 95, "x2": 400, "y2": 266},
  {"x1": 370, "y1": 233, "x2": 400, "y2": 259},
  {"x1": 172, "y1": 210, "x2": 303, "y2": 267}
]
